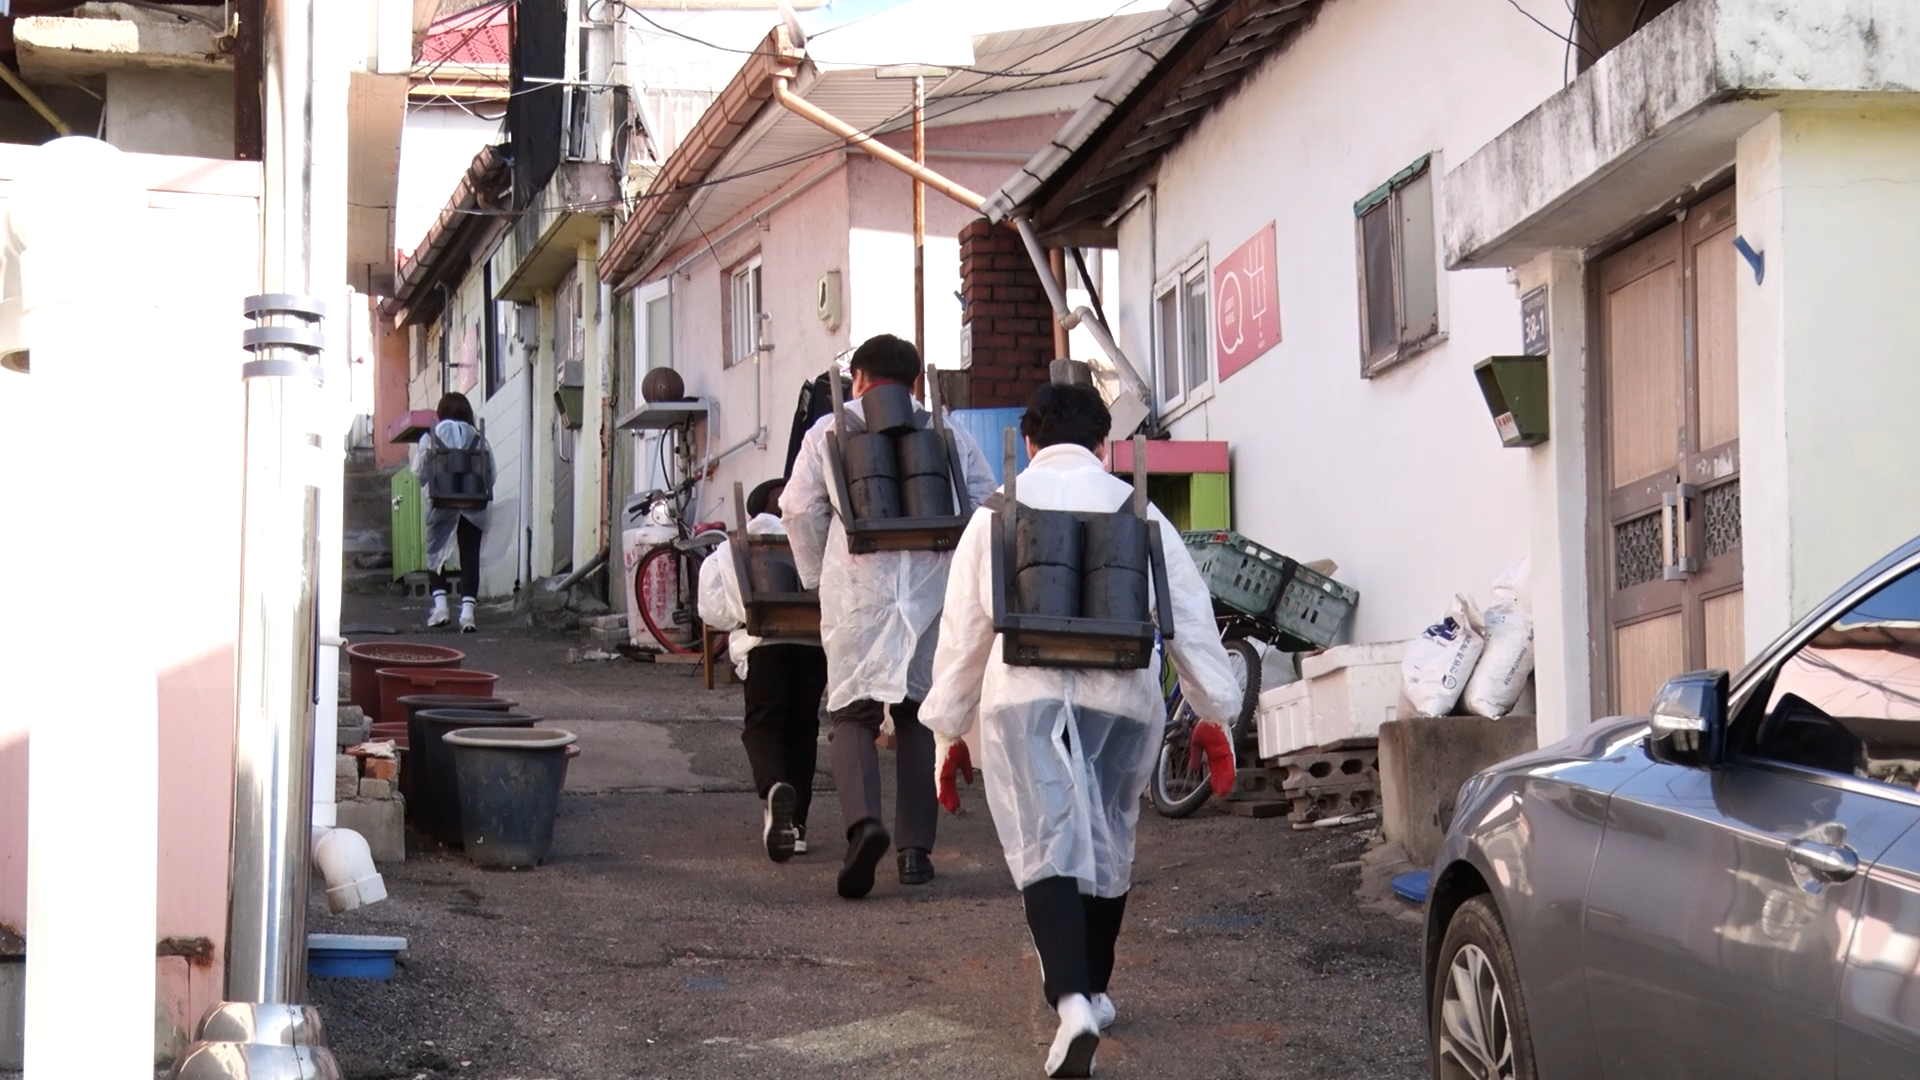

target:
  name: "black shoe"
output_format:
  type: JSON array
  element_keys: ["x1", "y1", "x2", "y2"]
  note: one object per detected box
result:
[
  {"x1": 838, "y1": 819, "x2": 890, "y2": 899},
  {"x1": 764, "y1": 783, "x2": 797, "y2": 864},
  {"x1": 898, "y1": 847, "x2": 934, "y2": 885}
]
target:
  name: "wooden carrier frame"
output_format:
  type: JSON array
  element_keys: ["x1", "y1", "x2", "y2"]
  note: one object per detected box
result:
[
  {"x1": 822, "y1": 363, "x2": 974, "y2": 554},
  {"x1": 729, "y1": 481, "x2": 822, "y2": 640}
]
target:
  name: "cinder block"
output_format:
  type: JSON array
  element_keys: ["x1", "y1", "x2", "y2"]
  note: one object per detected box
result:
[
  {"x1": 1379, "y1": 714, "x2": 1537, "y2": 868},
  {"x1": 335, "y1": 773, "x2": 358, "y2": 801},
  {"x1": 363, "y1": 757, "x2": 397, "y2": 782},
  {"x1": 358, "y1": 778, "x2": 393, "y2": 800},
  {"x1": 335, "y1": 797, "x2": 405, "y2": 863},
  {"x1": 335, "y1": 754, "x2": 357, "y2": 779}
]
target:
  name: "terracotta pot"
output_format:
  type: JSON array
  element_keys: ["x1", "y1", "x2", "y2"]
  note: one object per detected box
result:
[
  {"x1": 344, "y1": 642, "x2": 464, "y2": 722},
  {"x1": 374, "y1": 667, "x2": 498, "y2": 740},
  {"x1": 367, "y1": 722, "x2": 408, "y2": 748}
]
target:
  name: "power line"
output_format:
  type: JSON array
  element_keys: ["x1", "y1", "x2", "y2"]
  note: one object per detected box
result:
[{"x1": 1504, "y1": 0, "x2": 1596, "y2": 61}]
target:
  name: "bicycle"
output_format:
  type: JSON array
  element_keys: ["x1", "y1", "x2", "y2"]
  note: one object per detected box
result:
[
  {"x1": 629, "y1": 474, "x2": 728, "y2": 656},
  {"x1": 1148, "y1": 615, "x2": 1266, "y2": 819}
]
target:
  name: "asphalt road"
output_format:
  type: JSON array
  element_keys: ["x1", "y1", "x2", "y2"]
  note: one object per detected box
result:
[{"x1": 307, "y1": 594, "x2": 1428, "y2": 1080}]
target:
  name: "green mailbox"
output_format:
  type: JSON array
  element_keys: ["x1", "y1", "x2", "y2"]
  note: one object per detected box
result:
[{"x1": 1473, "y1": 355, "x2": 1549, "y2": 448}]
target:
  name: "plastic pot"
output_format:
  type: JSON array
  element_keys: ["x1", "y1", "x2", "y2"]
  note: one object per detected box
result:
[
  {"x1": 344, "y1": 642, "x2": 464, "y2": 723},
  {"x1": 444, "y1": 727, "x2": 578, "y2": 869},
  {"x1": 375, "y1": 667, "x2": 498, "y2": 741},
  {"x1": 396, "y1": 694, "x2": 518, "y2": 814},
  {"x1": 417, "y1": 708, "x2": 542, "y2": 847}
]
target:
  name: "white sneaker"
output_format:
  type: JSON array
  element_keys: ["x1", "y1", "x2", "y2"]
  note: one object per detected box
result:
[
  {"x1": 792, "y1": 824, "x2": 808, "y2": 856},
  {"x1": 1045, "y1": 994, "x2": 1099, "y2": 1078},
  {"x1": 426, "y1": 592, "x2": 451, "y2": 628},
  {"x1": 1090, "y1": 993, "x2": 1115, "y2": 1031},
  {"x1": 458, "y1": 597, "x2": 477, "y2": 633}
]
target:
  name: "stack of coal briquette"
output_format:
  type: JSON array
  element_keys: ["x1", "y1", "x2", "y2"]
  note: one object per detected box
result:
[
  {"x1": 842, "y1": 382, "x2": 956, "y2": 521},
  {"x1": 1012, "y1": 509, "x2": 1152, "y2": 624}
]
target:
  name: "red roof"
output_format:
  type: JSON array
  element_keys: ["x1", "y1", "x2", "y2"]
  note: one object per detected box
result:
[{"x1": 418, "y1": 3, "x2": 510, "y2": 68}]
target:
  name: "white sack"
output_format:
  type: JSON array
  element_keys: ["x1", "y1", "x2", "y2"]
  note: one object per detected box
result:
[
  {"x1": 1464, "y1": 562, "x2": 1535, "y2": 720},
  {"x1": 1402, "y1": 596, "x2": 1486, "y2": 717}
]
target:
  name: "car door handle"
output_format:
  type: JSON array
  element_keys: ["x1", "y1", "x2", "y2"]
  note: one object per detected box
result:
[{"x1": 1786, "y1": 838, "x2": 1860, "y2": 883}]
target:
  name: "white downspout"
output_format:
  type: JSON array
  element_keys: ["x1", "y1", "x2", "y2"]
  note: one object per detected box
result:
[{"x1": 16, "y1": 135, "x2": 159, "y2": 1080}]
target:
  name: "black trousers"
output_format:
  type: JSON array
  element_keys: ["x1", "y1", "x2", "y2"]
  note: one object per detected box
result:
[
  {"x1": 429, "y1": 517, "x2": 483, "y2": 601},
  {"x1": 1023, "y1": 876, "x2": 1129, "y2": 1007},
  {"x1": 741, "y1": 644, "x2": 828, "y2": 826},
  {"x1": 830, "y1": 698, "x2": 936, "y2": 851}
]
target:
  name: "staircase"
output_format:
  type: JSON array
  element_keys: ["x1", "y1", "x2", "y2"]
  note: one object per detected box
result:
[{"x1": 343, "y1": 448, "x2": 398, "y2": 595}]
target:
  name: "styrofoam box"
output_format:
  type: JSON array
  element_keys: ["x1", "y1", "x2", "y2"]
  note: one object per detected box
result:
[{"x1": 1256, "y1": 641, "x2": 1409, "y2": 760}]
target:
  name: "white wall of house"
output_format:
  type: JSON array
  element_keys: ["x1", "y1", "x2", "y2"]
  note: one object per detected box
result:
[{"x1": 1110, "y1": 0, "x2": 1568, "y2": 654}]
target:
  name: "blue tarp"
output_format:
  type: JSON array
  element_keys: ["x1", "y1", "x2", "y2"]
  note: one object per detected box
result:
[{"x1": 949, "y1": 406, "x2": 1029, "y2": 484}]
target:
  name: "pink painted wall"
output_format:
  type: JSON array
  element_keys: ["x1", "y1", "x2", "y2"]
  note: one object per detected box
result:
[{"x1": 0, "y1": 146, "x2": 257, "y2": 1052}]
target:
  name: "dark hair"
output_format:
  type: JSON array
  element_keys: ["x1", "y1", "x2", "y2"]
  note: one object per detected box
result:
[
  {"x1": 848, "y1": 334, "x2": 921, "y2": 386},
  {"x1": 1020, "y1": 383, "x2": 1111, "y2": 451},
  {"x1": 436, "y1": 392, "x2": 476, "y2": 425},
  {"x1": 746, "y1": 478, "x2": 785, "y2": 518}
]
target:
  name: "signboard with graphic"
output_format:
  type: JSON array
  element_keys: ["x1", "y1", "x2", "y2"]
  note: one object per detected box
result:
[{"x1": 1214, "y1": 222, "x2": 1281, "y2": 381}]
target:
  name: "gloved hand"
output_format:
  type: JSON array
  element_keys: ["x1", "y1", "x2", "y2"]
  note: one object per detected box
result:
[
  {"x1": 935, "y1": 736, "x2": 975, "y2": 814},
  {"x1": 1188, "y1": 720, "x2": 1237, "y2": 798}
]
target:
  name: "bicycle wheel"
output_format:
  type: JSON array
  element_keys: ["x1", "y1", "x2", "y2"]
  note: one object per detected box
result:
[
  {"x1": 1223, "y1": 636, "x2": 1262, "y2": 755},
  {"x1": 1150, "y1": 708, "x2": 1214, "y2": 818},
  {"x1": 633, "y1": 544, "x2": 697, "y2": 655}
]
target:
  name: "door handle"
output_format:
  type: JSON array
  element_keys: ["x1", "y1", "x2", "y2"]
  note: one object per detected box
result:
[
  {"x1": 1663, "y1": 482, "x2": 1699, "y2": 580},
  {"x1": 1785, "y1": 838, "x2": 1860, "y2": 883}
]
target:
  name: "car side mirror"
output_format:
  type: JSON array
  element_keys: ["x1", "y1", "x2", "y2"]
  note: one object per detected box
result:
[{"x1": 1646, "y1": 669, "x2": 1730, "y2": 768}]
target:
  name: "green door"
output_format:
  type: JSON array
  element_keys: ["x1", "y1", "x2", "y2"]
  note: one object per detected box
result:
[{"x1": 390, "y1": 469, "x2": 426, "y2": 577}]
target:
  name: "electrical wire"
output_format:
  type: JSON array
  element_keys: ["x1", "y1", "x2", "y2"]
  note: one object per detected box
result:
[{"x1": 1504, "y1": 0, "x2": 1597, "y2": 61}]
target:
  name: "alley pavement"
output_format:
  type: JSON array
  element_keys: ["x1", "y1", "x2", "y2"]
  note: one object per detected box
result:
[{"x1": 312, "y1": 592, "x2": 1425, "y2": 1080}]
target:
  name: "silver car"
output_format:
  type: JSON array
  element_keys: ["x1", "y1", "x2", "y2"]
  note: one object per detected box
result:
[{"x1": 1427, "y1": 537, "x2": 1920, "y2": 1079}]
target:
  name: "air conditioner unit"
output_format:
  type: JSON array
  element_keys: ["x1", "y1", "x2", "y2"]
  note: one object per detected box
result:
[{"x1": 816, "y1": 270, "x2": 842, "y2": 331}]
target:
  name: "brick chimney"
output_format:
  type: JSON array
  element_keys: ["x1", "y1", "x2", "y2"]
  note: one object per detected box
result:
[{"x1": 958, "y1": 218, "x2": 1055, "y2": 408}]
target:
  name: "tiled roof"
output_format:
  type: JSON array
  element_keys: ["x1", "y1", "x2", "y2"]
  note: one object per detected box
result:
[{"x1": 419, "y1": 3, "x2": 511, "y2": 68}]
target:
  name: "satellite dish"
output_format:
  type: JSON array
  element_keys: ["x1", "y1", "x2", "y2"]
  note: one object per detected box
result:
[{"x1": 776, "y1": 0, "x2": 807, "y2": 49}]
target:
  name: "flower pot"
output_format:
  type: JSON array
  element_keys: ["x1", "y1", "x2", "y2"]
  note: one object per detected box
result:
[
  {"x1": 417, "y1": 708, "x2": 541, "y2": 847},
  {"x1": 375, "y1": 667, "x2": 498, "y2": 741},
  {"x1": 344, "y1": 642, "x2": 464, "y2": 722},
  {"x1": 308, "y1": 934, "x2": 407, "y2": 980},
  {"x1": 367, "y1": 722, "x2": 408, "y2": 747},
  {"x1": 395, "y1": 694, "x2": 518, "y2": 814},
  {"x1": 443, "y1": 727, "x2": 577, "y2": 869}
]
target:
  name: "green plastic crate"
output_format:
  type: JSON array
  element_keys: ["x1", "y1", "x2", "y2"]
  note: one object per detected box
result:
[{"x1": 1181, "y1": 530, "x2": 1359, "y2": 651}]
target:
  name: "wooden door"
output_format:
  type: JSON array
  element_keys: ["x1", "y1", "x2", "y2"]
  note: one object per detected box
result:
[{"x1": 1595, "y1": 188, "x2": 1743, "y2": 716}]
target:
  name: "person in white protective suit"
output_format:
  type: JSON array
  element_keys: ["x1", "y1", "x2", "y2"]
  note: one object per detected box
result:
[
  {"x1": 782, "y1": 334, "x2": 997, "y2": 900},
  {"x1": 409, "y1": 391, "x2": 493, "y2": 633},
  {"x1": 921, "y1": 383, "x2": 1241, "y2": 1079},
  {"x1": 697, "y1": 479, "x2": 829, "y2": 864}
]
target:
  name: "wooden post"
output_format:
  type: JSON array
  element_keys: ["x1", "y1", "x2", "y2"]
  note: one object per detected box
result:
[{"x1": 912, "y1": 75, "x2": 926, "y2": 358}]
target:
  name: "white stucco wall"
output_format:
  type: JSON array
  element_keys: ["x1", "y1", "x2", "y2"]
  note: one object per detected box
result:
[
  {"x1": 1737, "y1": 107, "x2": 1920, "y2": 643},
  {"x1": 103, "y1": 69, "x2": 234, "y2": 160},
  {"x1": 1110, "y1": 0, "x2": 1567, "y2": 650}
]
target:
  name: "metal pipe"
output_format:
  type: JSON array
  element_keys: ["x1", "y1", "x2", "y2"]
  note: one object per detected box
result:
[
  {"x1": 912, "y1": 74, "x2": 925, "y2": 357},
  {"x1": 0, "y1": 63, "x2": 72, "y2": 135},
  {"x1": 772, "y1": 76, "x2": 986, "y2": 211},
  {"x1": 227, "y1": 0, "x2": 324, "y2": 1007},
  {"x1": 1009, "y1": 213, "x2": 1154, "y2": 406},
  {"x1": 1048, "y1": 247, "x2": 1069, "y2": 359}
]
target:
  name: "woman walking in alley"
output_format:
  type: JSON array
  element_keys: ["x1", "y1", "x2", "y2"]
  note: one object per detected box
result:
[
  {"x1": 412, "y1": 391, "x2": 494, "y2": 633},
  {"x1": 698, "y1": 479, "x2": 830, "y2": 862},
  {"x1": 922, "y1": 383, "x2": 1242, "y2": 1078}
]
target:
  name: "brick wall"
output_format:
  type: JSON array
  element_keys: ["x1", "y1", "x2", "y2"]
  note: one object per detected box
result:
[{"x1": 959, "y1": 218, "x2": 1055, "y2": 408}]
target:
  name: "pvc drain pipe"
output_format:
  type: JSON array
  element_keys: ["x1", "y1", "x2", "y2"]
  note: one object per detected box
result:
[{"x1": 311, "y1": 828, "x2": 387, "y2": 914}]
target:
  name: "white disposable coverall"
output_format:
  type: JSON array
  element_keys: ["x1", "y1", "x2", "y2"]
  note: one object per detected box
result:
[
  {"x1": 921, "y1": 443, "x2": 1242, "y2": 897},
  {"x1": 695, "y1": 514, "x2": 791, "y2": 679},
  {"x1": 782, "y1": 398, "x2": 997, "y2": 711},
  {"x1": 409, "y1": 418, "x2": 492, "y2": 573}
]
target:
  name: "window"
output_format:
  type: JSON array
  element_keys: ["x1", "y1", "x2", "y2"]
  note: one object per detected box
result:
[
  {"x1": 483, "y1": 266, "x2": 505, "y2": 398},
  {"x1": 1355, "y1": 155, "x2": 1441, "y2": 376},
  {"x1": 1750, "y1": 566, "x2": 1920, "y2": 788},
  {"x1": 725, "y1": 255, "x2": 762, "y2": 367},
  {"x1": 1152, "y1": 253, "x2": 1210, "y2": 411}
]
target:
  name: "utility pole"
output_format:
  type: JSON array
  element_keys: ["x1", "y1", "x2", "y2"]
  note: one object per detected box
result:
[{"x1": 912, "y1": 75, "x2": 926, "y2": 360}]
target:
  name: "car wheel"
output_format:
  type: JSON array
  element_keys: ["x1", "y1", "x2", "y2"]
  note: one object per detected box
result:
[{"x1": 1432, "y1": 896, "x2": 1537, "y2": 1080}]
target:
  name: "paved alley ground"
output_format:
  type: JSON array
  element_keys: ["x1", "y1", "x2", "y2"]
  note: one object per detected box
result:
[{"x1": 312, "y1": 593, "x2": 1426, "y2": 1080}]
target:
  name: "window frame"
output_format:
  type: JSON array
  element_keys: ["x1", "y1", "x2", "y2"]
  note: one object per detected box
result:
[
  {"x1": 1151, "y1": 248, "x2": 1213, "y2": 417},
  {"x1": 1354, "y1": 154, "x2": 1445, "y2": 378},
  {"x1": 724, "y1": 253, "x2": 763, "y2": 368}
]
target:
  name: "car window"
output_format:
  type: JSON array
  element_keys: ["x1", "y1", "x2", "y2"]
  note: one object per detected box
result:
[{"x1": 1751, "y1": 565, "x2": 1920, "y2": 789}]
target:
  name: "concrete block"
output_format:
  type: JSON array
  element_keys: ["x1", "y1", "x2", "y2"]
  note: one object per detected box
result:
[
  {"x1": 335, "y1": 797, "x2": 406, "y2": 863},
  {"x1": 358, "y1": 778, "x2": 393, "y2": 800},
  {"x1": 335, "y1": 772, "x2": 359, "y2": 801},
  {"x1": 1379, "y1": 714, "x2": 1536, "y2": 869},
  {"x1": 582, "y1": 624, "x2": 628, "y2": 651},
  {"x1": 581, "y1": 613, "x2": 629, "y2": 632},
  {"x1": 335, "y1": 753, "x2": 357, "y2": 779},
  {"x1": 363, "y1": 757, "x2": 397, "y2": 782}
]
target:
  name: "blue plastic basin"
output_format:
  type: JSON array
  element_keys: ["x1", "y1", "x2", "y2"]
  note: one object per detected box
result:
[{"x1": 308, "y1": 933, "x2": 407, "y2": 980}]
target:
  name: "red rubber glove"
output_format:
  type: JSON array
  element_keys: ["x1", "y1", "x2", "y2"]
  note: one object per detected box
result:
[
  {"x1": 1188, "y1": 720, "x2": 1238, "y2": 798},
  {"x1": 936, "y1": 736, "x2": 975, "y2": 814}
]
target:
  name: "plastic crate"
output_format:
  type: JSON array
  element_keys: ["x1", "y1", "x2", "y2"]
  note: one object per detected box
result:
[{"x1": 1182, "y1": 531, "x2": 1359, "y2": 651}]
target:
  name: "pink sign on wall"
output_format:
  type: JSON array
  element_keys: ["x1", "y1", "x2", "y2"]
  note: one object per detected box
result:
[{"x1": 1213, "y1": 222, "x2": 1280, "y2": 381}]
